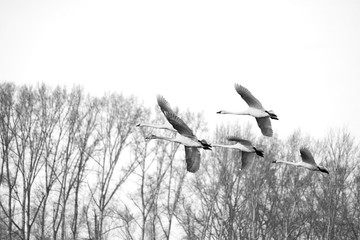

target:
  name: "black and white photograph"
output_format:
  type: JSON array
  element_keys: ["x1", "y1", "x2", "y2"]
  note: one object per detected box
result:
[{"x1": 0, "y1": 1, "x2": 359, "y2": 239}]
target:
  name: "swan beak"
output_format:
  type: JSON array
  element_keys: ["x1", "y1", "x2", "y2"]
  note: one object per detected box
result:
[
  {"x1": 216, "y1": 111, "x2": 222, "y2": 114},
  {"x1": 136, "y1": 123, "x2": 141, "y2": 127},
  {"x1": 319, "y1": 167, "x2": 329, "y2": 174}
]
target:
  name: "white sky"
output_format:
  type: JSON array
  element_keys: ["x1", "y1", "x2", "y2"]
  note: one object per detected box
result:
[{"x1": 1, "y1": 0, "x2": 359, "y2": 140}]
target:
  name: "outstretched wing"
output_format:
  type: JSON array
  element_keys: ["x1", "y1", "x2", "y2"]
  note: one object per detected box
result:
[
  {"x1": 157, "y1": 95, "x2": 175, "y2": 115},
  {"x1": 185, "y1": 146, "x2": 201, "y2": 173},
  {"x1": 241, "y1": 152, "x2": 255, "y2": 170},
  {"x1": 163, "y1": 111, "x2": 196, "y2": 139},
  {"x1": 226, "y1": 136, "x2": 253, "y2": 147},
  {"x1": 300, "y1": 147, "x2": 316, "y2": 165},
  {"x1": 234, "y1": 84, "x2": 264, "y2": 109},
  {"x1": 255, "y1": 117, "x2": 273, "y2": 137}
]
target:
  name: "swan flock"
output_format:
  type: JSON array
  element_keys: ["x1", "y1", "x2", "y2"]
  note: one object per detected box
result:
[{"x1": 136, "y1": 84, "x2": 329, "y2": 175}]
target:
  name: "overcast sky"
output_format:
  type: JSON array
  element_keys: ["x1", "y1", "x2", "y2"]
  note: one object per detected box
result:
[{"x1": 1, "y1": 0, "x2": 359, "y2": 140}]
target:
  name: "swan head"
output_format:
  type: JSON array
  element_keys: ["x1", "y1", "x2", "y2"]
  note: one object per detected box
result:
[
  {"x1": 265, "y1": 110, "x2": 279, "y2": 120},
  {"x1": 136, "y1": 123, "x2": 141, "y2": 127},
  {"x1": 318, "y1": 166, "x2": 329, "y2": 174},
  {"x1": 216, "y1": 110, "x2": 224, "y2": 114},
  {"x1": 253, "y1": 147, "x2": 264, "y2": 157},
  {"x1": 199, "y1": 139, "x2": 212, "y2": 150}
]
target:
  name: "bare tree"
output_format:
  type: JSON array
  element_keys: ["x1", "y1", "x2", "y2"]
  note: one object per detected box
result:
[
  {"x1": 310, "y1": 128, "x2": 358, "y2": 240},
  {"x1": 87, "y1": 93, "x2": 144, "y2": 240},
  {"x1": 45, "y1": 87, "x2": 102, "y2": 240},
  {"x1": 33, "y1": 85, "x2": 68, "y2": 240},
  {"x1": 0, "y1": 82, "x2": 19, "y2": 240},
  {"x1": 11, "y1": 85, "x2": 59, "y2": 240},
  {"x1": 69, "y1": 94, "x2": 101, "y2": 240},
  {"x1": 0, "y1": 84, "x2": 68, "y2": 240}
]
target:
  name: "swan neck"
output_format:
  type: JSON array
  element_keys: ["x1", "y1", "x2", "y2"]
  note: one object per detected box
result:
[
  {"x1": 222, "y1": 110, "x2": 249, "y2": 115},
  {"x1": 276, "y1": 160, "x2": 298, "y2": 166},
  {"x1": 140, "y1": 123, "x2": 176, "y2": 132},
  {"x1": 142, "y1": 123, "x2": 163, "y2": 129},
  {"x1": 212, "y1": 143, "x2": 235, "y2": 149}
]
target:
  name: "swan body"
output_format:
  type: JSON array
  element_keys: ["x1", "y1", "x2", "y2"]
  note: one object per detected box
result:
[
  {"x1": 212, "y1": 136, "x2": 264, "y2": 170},
  {"x1": 143, "y1": 95, "x2": 211, "y2": 173},
  {"x1": 273, "y1": 147, "x2": 329, "y2": 174},
  {"x1": 217, "y1": 84, "x2": 278, "y2": 137},
  {"x1": 216, "y1": 108, "x2": 270, "y2": 118}
]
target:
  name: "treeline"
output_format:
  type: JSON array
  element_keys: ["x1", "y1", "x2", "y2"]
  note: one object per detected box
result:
[{"x1": 0, "y1": 82, "x2": 359, "y2": 240}]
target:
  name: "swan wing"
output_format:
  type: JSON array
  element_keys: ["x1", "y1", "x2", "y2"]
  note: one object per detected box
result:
[
  {"x1": 157, "y1": 95, "x2": 175, "y2": 115},
  {"x1": 255, "y1": 117, "x2": 273, "y2": 137},
  {"x1": 241, "y1": 152, "x2": 255, "y2": 170},
  {"x1": 300, "y1": 147, "x2": 316, "y2": 165},
  {"x1": 226, "y1": 136, "x2": 253, "y2": 147},
  {"x1": 234, "y1": 84, "x2": 264, "y2": 109},
  {"x1": 185, "y1": 146, "x2": 201, "y2": 173},
  {"x1": 163, "y1": 111, "x2": 196, "y2": 138}
]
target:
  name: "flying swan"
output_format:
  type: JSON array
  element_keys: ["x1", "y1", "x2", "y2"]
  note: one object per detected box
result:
[
  {"x1": 145, "y1": 95, "x2": 211, "y2": 173},
  {"x1": 217, "y1": 84, "x2": 278, "y2": 137},
  {"x1": 212, "y1": 136, "x2": 264, "y2": 171},
  {"x1": 272, "y1": 147, "x2": 329, "y2": 174}
]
